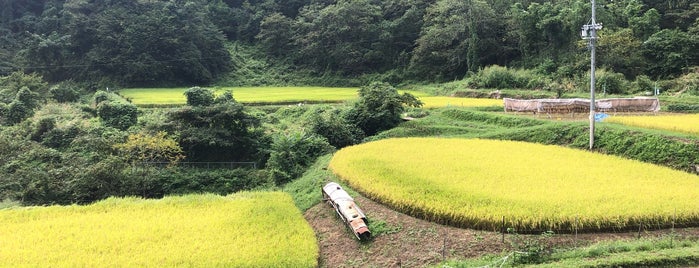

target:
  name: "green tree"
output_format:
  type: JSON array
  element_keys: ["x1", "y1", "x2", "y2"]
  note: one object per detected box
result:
[
  {"x1": 345, "y1": 82, "x2": 422, "y2": 136},
  {"x1": 642, "y1": 29, "x2": 699, "y2": 78},
  {"x1": 256, "y1": 12, "x2": 295, "y2": 57},
  {"x1": 410, "y1": 0, "x2": 501, "y2": 79},
  {"x1": 598, "y1": 28, "x2": 646, "y2": 78},
  {"x1": 164, "y1": 99, "x2": 268, "y2": 162},
  {"x1": 18, "y1": 0, "x2": 231, "y2": 85},
  {"x1": 294, "y1": 0, "x2": 383, "y2": 74},
  {"x1": 0, "y1": 71, "x2": 48, "y2": 103}
]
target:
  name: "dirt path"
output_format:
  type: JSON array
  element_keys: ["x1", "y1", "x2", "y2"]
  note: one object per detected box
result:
[{"x1": 305, "y1": 195, "x2": 699, "y2": 267}]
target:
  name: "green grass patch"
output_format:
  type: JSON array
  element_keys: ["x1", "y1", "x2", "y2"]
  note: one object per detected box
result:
[
  {"x1": 283, "y1": 154, "x2": 335, "y2": 212},
  {"x1": 442, "y1": 236, "x2": 699, "y2": 267},
  {"x1": 0, "y1": 192, "x2": 318, "y2": 267}
]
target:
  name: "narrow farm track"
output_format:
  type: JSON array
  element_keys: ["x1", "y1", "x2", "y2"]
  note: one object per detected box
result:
[{"x1": 306, "y1": 194, "x2": 699, "y2": 267}]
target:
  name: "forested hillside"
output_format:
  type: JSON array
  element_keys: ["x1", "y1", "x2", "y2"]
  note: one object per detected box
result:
[{"x1": 1, "y1": 0, "x2": 697, "y2": 87}]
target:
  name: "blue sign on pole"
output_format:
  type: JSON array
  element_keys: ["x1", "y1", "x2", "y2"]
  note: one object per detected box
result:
[{"x1": 594, "y1": 113, "x2": 609, "y2": 122}]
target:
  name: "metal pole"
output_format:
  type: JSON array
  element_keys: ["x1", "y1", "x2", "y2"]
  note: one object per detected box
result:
[{"x1": 589, "y1": 0, "x2": 597, "y2": 150}]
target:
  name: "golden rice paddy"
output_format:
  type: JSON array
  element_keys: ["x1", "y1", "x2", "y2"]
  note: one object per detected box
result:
[
  {"x1": 0, "y1": 192, "x2": 318, "y2": 267},
  {"x1": 419, "y1": 96, "x2": 503, "y2": 108},
  {"x1": 329, "y1": 138, "x2": 699, "y2": 232},
  {"x1": 606, "y1": 113, "x2": 699, "y2": 136}
]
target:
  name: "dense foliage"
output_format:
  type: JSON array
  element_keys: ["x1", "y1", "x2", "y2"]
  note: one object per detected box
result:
[
  {"x1": 1, "y1": 0, "x2": 697, "y2": 86},
  {"x1": 0, "y1": 73, "x2": 416, "y2": 205}
]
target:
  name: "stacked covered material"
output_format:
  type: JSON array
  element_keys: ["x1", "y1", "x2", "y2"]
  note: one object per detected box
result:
[{"x1": 504, "y1": 97, "x2": 660, "y2": 113}]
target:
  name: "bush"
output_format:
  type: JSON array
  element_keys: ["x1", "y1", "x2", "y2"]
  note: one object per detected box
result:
[
  {"x1": 184, "y1": 86, "x2": 215, "y2": 106},
  {"x1": 593, "y1": 69, "x2": 629, "y2": 94},
  {"x1": 667, "y1": 104, "x2": 699, "y2": 113},
  {"x1": 93, "y1": 90, "x2": 110, "y2": 105},
  {"x1": 469, "y1": 65, "x2": 521, "y2": 89},
  {"x1": 3, "y1": 87, "x2": 39, "y2": 125},
  {"x1": 97, "y1": 101, "x2": 138, "y2": 130},
  {"x1": 113, "y1": 131, "x2": 184, "y2": 165},
  {"x1": 266, "y1": 131, "x2": 333, "y2": 184},
  {"x1": 345, "y1": 81, "x2": 419, "y2": 136},
  {"x1": 123, "y1": 167, "x2": 272, "y2": 198},
  {"x1": 307, "y1": 107, "x2": 363, "y2": 148},
  {"x1": 632, "y1": 75, "x2": 655, "y2": 94},
  {"x1": 674, "y1": 71, "x2": 699, "y2": 95},
  {"x1": 468, "y1": 65, "x2": 548, "y2": 90},
  {"x1": 49, "y1": 82, "x2": 81, "y2": 103}
]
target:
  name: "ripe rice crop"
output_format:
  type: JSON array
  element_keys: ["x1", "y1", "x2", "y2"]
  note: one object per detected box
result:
[
  {"x1": 120, "y1": 87, "x2": 360, "y2": 105},
  {"x1": 0, "y1": 192, "x2": 318, "y2": 267},
  {"x1": 419, "y1": 96, "x2": 503, "y2": 108},
  {"x1": 606, "y1": 113, "x2": 699, "y2": 136},
  {"x1": 329, "y1": 138, "x2": 699, "y2": 232},
  {"x1": 120, "y1": 87, "x2": 431, "y2": 106}
]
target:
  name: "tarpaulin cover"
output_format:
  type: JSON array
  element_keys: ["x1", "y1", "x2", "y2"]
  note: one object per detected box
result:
[{"x1": 504, "y1": 97, "x2": 660, "y2": 113}]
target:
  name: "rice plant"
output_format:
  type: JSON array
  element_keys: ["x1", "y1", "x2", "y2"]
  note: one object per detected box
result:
[
  {"x1": 0, "y1": 192, "x2": 318, "y2": 267},
  {"x1": 329, "y1": 138, "x2": 699, "y2": 232},
  {"x1": 606, "y1": 113, "x2": 699, "y2": 136}
]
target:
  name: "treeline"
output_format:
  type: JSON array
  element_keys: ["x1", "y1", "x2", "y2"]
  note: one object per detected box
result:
[{"x1": 1, "y1": 0, "x2": 698, "y2": 86}]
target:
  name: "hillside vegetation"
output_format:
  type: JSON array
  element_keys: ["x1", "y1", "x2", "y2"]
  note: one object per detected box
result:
[{"x1": 1, "y1": 0, "x2": 698, "y2": 90}]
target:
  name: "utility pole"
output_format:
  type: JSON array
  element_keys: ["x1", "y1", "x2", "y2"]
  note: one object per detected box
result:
[{"x1": 582, "y1": 0, "x2": 602, "y2": 150}]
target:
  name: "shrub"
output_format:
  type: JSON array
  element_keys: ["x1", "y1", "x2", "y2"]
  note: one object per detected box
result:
[
  {"x1": 667, "y1": 103, "x2": 699, "y2": 113},
  {"x1": 266, "y1": 131, "x2": 333, "y2": 184},
  {"x1": 93, "y1": 90, "x2": 110, "y2": 105},
  {"x1": 675, "y1": 71, "x2": 699, "y2": 95},
  {"x1": 593, "y1": 69, "x2": 629, "y2": 94},
  {"x1": 469, "y1": 65, "x2": 521, "y2": 89},
  {"x1": 632, "y1": 75, "x2": 655, "y2": 94},
  {"x1": 122, "y1": 167, "x2": 272, "y2": 198},
  {"x1": 113, "y1": 131, "x2": 184, "y2": 165},
  {"x1": 165, "y1": 101, "x2": 268, "y2": 162},
  {"x1": 345, "y1": 81, "x2": 420, "y2": 136},
  {"x1": 49, "y1": 82, "x2": 81, "y2": 103},
  {"x1": 307, "y1": 107, "x2": 363, "y2": 148},
  {"x1": 96, "y1": 101, "x2": 138, "y2": 130},
  {"x1": 4, "y1": 87, "x2": 39, "y2": 125},
  {"x1": 184, "y1": 86, "x2": 214, "y2": 106},
  {"x1": 468, "y1": 65, "x2": 550, "y2": 90}
]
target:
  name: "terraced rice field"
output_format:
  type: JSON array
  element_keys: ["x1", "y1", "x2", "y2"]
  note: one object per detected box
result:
[
  {"x1": 419, "y1": 96, "x2": 503, "y2": 108},
  {"x1": 0, "y1": 192, "x2": 318, "y2": 267},
  {"x1": 119, "y1": 86, "x2": 361, "y2": 105},
  {"x1": 605, "y1": 113, "x2": 699, "y2": 136},
  {"x1": 329, "y1": 138, "x2": 699, "y2": 232}
]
